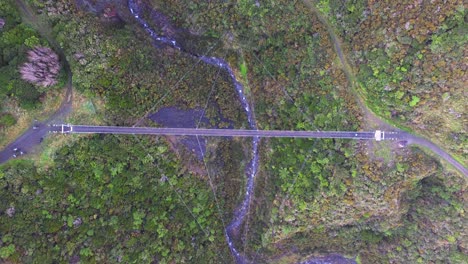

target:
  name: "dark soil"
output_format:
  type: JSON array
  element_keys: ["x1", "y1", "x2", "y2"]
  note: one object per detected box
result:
[{"x1": 149, "y1": 106, "x2": 234, "y2": 160}]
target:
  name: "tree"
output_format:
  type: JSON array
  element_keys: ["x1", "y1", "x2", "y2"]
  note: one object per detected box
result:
[{"x1": 19, "y1": 46, "x2": 60, "y2": 87}]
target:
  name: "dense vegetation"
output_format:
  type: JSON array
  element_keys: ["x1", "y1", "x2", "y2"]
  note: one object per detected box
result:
[
  {"x1": 0, "y1": 135, "x2": 230, "y2": 262},
  {"x1": 0, "y1": 0, "x2": 465, "y2": 263},
  {"x1": 326, "y1": 0, "x2": 467, "y2": 164}
]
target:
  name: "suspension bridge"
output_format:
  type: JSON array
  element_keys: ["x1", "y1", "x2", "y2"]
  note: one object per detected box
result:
[{"x1": 50, "y1": 124, "x2": 401, "y2": 141}]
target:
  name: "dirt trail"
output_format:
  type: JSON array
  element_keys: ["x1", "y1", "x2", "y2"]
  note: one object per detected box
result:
[
  {"x1": 301, "y1": 0, "x2": 388, "y2": 130},
  {"x1": 300, "y1": 0, "x2": 467, "y2": 177}
]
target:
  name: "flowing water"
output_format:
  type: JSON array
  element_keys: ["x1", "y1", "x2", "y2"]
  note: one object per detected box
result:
[{"x1": 128, "y1": 1, "x2": 259, "y2": 262}]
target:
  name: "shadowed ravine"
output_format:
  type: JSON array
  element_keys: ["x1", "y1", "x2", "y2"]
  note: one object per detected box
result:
[{"x1": 128, "y1": 0, "x2": 258, "y2": 262}]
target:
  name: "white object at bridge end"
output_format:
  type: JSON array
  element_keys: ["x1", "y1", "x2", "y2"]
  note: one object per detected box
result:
[{"x1": 375, "y1": 130, "x2": 384, "y2": 141}]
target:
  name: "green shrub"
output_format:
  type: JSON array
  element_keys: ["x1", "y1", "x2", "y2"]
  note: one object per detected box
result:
[
  {"x1": 360, "y1": 230, "x2": 383, "y2": 243},
  {"x1": 0, "y1": 244, "x2": 15, "y2": 259},
  {"x1": 0, "y1": 113, "x2": 16, "y2": 127}
]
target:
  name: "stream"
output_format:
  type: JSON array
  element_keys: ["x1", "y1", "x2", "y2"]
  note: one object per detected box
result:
[{"x1": 128, "y1": 0, "x2": 259, "y2": 262}]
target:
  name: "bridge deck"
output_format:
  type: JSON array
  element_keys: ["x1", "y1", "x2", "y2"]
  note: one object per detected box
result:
[{"x1": 50, "y1": 125, "x2": 401, "y2": 140}]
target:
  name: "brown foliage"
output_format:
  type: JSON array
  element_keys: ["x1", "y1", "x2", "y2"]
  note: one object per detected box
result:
[{"x1": 19, "y1": 47, "x2": 60, "y2": 87}]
